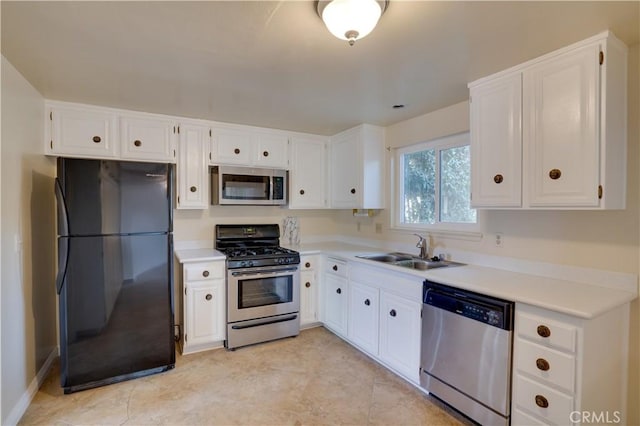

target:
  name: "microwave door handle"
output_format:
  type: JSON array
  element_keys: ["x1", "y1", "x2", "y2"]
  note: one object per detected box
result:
[{"x1": 269, "y1": 175, "x2": 274, "y2": 201}]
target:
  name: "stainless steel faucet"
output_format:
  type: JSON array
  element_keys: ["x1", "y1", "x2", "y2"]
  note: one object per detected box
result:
[{"x1": 414, "y1": 233, "x2": 429, "y2": 259}]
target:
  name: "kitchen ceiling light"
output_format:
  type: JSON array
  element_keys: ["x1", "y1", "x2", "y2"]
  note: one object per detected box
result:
[{"x1": 317, "y1": 0, "x2": 388, "y2": 46}]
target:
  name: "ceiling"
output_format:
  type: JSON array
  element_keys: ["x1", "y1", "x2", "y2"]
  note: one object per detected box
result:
[{"x1": 2, "y1": 1, "x2": 639, "y2": 136}]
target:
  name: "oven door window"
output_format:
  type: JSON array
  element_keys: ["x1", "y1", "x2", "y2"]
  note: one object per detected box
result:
[
  {"x1": 222, "y1": 174, "x2": 270, "y2": 200},
  {"x1": 238, "y1": 275, "x2": 293, "y2": 309}
]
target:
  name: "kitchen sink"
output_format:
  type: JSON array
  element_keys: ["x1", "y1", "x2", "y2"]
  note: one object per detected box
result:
[{"x1": 356, "y1": 252, "x2": 465, "y2": 270}]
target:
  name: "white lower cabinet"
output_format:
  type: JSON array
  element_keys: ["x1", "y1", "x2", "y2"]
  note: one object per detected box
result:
[
  {"x1": 378, "y1": 291, "x2": 422, "y2": 382},
  {"x1": 300, "y1": 255, "x2": 320, "y2": 327},
  {"x1": 512, "y1": 302, "x2": 629, "y2": 425},
  {"x1": 322, "y1": 258, "x2": 349, "y2": 337},
  {"x1": 323, "y1": 261, "x2": 423, "y2": 384},
  {"x1": 347, "y1": 280, "x2": 379, "y2": 356},
  {"x1": 181, "y1": 260, "x2": 226, "y2": 354}
]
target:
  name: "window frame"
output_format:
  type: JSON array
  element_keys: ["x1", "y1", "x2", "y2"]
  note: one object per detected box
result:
[{"x1": 391, "y1": 132, "x2": 482, "y2": 237}]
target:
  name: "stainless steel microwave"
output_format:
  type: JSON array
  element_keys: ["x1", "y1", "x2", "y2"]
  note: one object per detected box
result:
[{"x1": 211, "y1": 166, "x2": 287, "y2": 205}]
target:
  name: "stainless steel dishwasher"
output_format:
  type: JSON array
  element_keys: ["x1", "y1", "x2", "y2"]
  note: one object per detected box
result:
[{"x1": 420, "y1": 280, "x2": 514, "y2": 426}]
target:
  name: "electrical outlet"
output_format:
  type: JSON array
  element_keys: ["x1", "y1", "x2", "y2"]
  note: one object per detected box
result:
[
  {"x1": 495, "y1": 233, "x2": 503, "y2": 248},
  {"x1": 375, "y1": 223, "x2": 382, "y2": 234}
]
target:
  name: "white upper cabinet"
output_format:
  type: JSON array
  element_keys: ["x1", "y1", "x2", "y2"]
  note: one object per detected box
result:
[
  {"x1": 468, "y1": 31, "x2": 627, "y2": 210},
  {"x1": 47, "y1": 102, "x2": 119, "y2": 159},
  {"x1": 329, "y1": 124, "x2": 385, "y2": 209},
  {"x1": 176, "y1": 121, "x2": 211, "y2": 209},
  {"x1": 289, "y1": 135, "x2": 329, "y2": 209},
  {"x1": 210, "y1": 125, "x2": 254, "y2": 165},
  {"x1": 254, "y1": 131, "x2": 289, "y2": 168},
  {"x1": 470, "y1": 74, "x2": 522, "y2": 207},
  {"x1": 120, "y1": 114, "x2": 176, "y2": 163},
  {"x1": 210, "y1": 125, "x2": 290, "y2": 169}
]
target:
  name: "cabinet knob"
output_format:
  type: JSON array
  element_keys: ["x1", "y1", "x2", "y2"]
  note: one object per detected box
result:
[
  {"x1": 299, "y1": 189, "x2": 305, "y2": 195},
  {"x1": 92, "y1": 136, "x2": 102, "y2": 143},
  {"x1": 205, "y1": 294, "x2": 212, "y2": 301},
  {"x1": 549, "y1": 169, "x2": 562, "y2": 180},
  {"x1": 134, "y1": 139, "x2": 142, "y2": 147},
  {"x1": 336, "y1": 288, "x2": 342, "y2": 295},
  {"x1": 389, "y1": 309, "x2": 397, "y2": 317},
  {"x1": 234, "y1": 148, "x2": 240, "y2": 154},
  {"x1": 332, "y1": 265, "x2": 338, "y2": 271},
  {"x1": 535, "y1": 394, "x2": 549, "y2": 408},
  {"x1": 202, "y1": 270, "x2": 209, "y2": 277},
  {"x1": 364, "y1": 299, "x2": 370, "y2": 306},
  {"x1": 305, "y1": 262, "x2": 311, "y2": 268},
  {"x1": 493, "y1": 174, "x2": 504, "y2": 184},
  {"x1": 537, "y1": 325, "x2": 551, "y2": 338},
  {"x1": 190, "y1": 186, "x2": 197, "y2": 193},
  {"x1": 350, "y1": 188, "x2": 356, "y2": 194},
  {"x1": 263, "y1": 151, "x2": 269, "y2": 157},
  {"x1": 536, "y1": 358, "x2": 550, "y2": 371},
  {"x1": 305, "y1": 282, "x2": 311, "y2": 288}
]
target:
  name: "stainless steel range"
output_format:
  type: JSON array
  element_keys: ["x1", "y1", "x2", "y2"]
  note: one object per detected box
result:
[{"x1": 215, "y1": 224, "x2": 300, "y2": 350}]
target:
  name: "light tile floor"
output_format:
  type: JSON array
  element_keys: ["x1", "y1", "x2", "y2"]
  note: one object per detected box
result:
[{"x1": 20, "y1": 327, "x2": 471, "y2": 425}]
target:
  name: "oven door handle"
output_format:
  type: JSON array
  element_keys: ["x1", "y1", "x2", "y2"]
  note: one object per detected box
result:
[{"x1": 231, "y1": 267, "x2": 299, "y2": 277}]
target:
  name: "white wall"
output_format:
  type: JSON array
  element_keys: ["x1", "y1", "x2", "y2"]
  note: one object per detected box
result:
[{"x1": 1, "y1": 56, "x2": 57, "y2": 425}]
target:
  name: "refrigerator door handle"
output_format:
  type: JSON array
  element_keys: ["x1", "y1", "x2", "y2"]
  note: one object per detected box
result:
[
  {"x1": 55, "y1": 177, "x2": 70, "y2": 237},
  {"x1": 56, "y1": 237, "x2": 69, "y2": 294}
]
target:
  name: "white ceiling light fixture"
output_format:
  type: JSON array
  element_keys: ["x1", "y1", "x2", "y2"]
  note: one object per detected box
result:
[{"x1": 317, "y1": 0, "x2": 389, "y2": 46}]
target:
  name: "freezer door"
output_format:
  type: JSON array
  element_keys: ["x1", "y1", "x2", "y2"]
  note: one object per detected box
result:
[
  {"x1": 59, "y1": 233, "x2": 174, "y2": 392},
  {"x1": 57, "y1": 158, "x2": 171, "y2": 236}
]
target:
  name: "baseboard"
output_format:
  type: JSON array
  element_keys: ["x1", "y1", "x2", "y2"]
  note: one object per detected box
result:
[{"x1": 4, "y1": 347, "x2": 58, "y2": 426}]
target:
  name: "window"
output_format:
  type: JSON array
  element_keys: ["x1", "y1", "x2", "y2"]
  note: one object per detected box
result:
[{"x1": 395, "y1": 132, "x2": 476, "y2": 230}]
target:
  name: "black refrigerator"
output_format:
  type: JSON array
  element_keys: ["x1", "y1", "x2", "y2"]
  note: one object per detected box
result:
[{"x1": 55, "y1": 158, "x2": 175, "y2": 393}]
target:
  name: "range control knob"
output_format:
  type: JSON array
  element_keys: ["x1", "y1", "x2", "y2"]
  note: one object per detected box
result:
[{"x1": 486, "y1": 310, "x2": 500, "y2": 326}]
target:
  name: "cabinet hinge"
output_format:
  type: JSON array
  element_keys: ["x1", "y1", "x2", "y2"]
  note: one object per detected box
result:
[
  {"x1": 177, "y1": 126, "x2": 180, "y2": 134},
  {"x1": 209, "y1": 129, "x2": 212, "y2": 137},
  {"x1": 209, "y1": 152, "x2": 212, "y2": 160},
  {"x1": 185, "y1": 334, "x2": 187, "y2": 342},
  {"x1": 598, "y1": 185, "x2": 603, "y2": 199},
  {"x1": 173, "y1": 149, "x2": 176, "y2": 157},
  {"x1": 49, "y1": 111, "x2": 52, "y2": 120},
  {"x1": 184, "y1": 288, "x2": 187, "y2": 296},
  {"x1": 50, "y1": 140, "x2": 53, "y2": 149},
  {"x1": 599, "y1": 51, "x2": 604, "y2": 65},
  {"x1": 177, "y1": 195, "x2": 180, "y2": 204},
  {"x1": 173, "y1": 126, "x2": 176, "y2": 134}
]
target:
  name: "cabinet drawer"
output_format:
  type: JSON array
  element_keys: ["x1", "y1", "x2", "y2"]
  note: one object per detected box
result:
[
  {"x1": 184, "y1": 262, "x2": 225, "y2": 281},
  {"x1": 325, "y1": 258, "x2": 347, "y2": 277},
  {"x1": 300, "y1": 255, "x2": 318, "y2": 271},
  {"x1": 514, "y1": 375, "x2": 574, "y2": 425},
  {"x1": 517, "y1": 311, "x2": 577, "y2": 353},
  {"x1": 516, "y1": 338, "x2": 576, "y2": 393}
]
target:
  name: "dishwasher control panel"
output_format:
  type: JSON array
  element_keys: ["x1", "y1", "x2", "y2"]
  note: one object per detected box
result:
[{"x1": 423, "y1": 280, "x2": 513, "y2": 330}]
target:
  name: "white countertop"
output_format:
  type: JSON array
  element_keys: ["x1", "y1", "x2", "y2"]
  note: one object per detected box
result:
[
  {"x1": 285, "y1": 242, "x2": 637, "y2": 319},
  {"x1": 174, "y1": 241, "x2": 636, "y2": 319},
  {"x1": 174, "y1": 248, "x2": 225, "y2": 263}
]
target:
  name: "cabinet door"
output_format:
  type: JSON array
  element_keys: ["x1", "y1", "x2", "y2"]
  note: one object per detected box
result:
[
  {"x1": 49, "y1": 106, "x2": 118, "y2": 158},
  {"x1": 330, "y1": 130, "x2": 361, "y2": 208},
  {"x1": 177, "y1": 123, "x2": 210, "y2": 209},
  {"x1": 300, "y1": 270, "x2": 318, "y2": 326},
  {"x1": 289, "y1": 136, "x2": 328, "y2": 209},
  {"x1": 211, "y1": 126, "x2": 254, "y2": 165},
  {"x1": 379, "y1": 291, "x2": 421, "y2": 382},
  {"x1": 524, "y1": 44, "x2": 600, "y2": 207},
  {"x1": 348, "y1": 281, "x2": 379, "y2": 356},
  {"x1": 185, "y1": 280, "x2": 225, "y2": 347},
  {"x1": 470, "y1": 73, "x2": 522, "y2": 207},
  {"x1": 120, "y1": 116, "x2": 176, "y2": 162},
  {"x1": 323, "y1": 273, "x2": 348, "y2": 336},
  {"x1": 255, "y1": 132, "x2": 289, "y2": 168}
]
